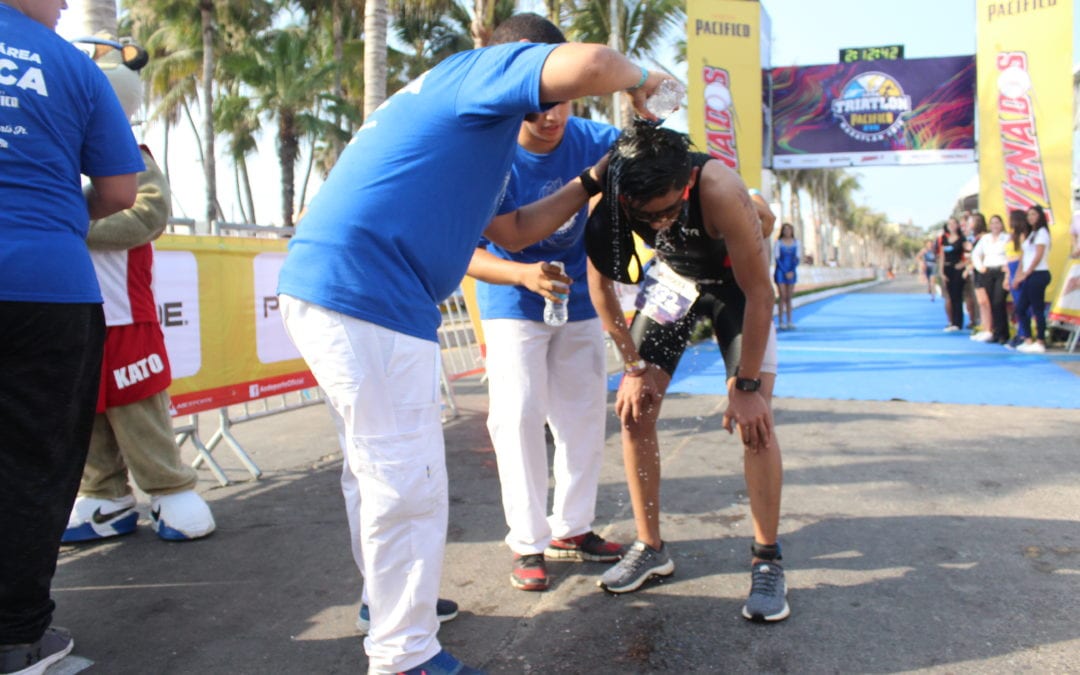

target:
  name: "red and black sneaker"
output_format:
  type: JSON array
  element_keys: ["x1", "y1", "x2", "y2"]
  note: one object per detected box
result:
[
  {"x1": 545, "y1": 531, "x2": 625, "y2": 562},
  {"x1": 510, "y1": 553, "x2": 549, "y2": 591}
]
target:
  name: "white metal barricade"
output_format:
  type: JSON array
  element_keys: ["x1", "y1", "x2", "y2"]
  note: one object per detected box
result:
[
  {"x1": 176, "y1": 387, "x2": 326, "y2": 486},
  {"x1": 437, "y1": 287, "x2": 485, "y2": 420}
]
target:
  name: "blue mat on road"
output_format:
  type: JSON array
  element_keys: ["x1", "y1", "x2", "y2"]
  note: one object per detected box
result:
[{"x1": 612, "y1": 292, "x2": 1080, "y2": 409}]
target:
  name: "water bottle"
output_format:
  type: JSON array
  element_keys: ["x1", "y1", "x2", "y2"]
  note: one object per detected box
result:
[
  {"x1": 543, "y1": 261, "x2": 569, "y2": 327},
  {"x1": 645, "y1": 79, "x2": 686, "y2": 120}
]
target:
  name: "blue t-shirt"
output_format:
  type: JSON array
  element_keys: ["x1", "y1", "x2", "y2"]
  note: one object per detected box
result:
[
  {"x1": 278, "y1": 42, "x2": 559, "y2": 342},
  {"x1": 478, "y1": 117, "x2": 618, "y2": 322},
  {"x1": 0, "y1": 6, "x2": 145, "y2": 303}
]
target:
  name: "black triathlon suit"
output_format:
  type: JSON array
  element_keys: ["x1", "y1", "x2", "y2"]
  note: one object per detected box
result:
[{"x1": 628, "y1": 153, "x2": 746, "y2": 379}]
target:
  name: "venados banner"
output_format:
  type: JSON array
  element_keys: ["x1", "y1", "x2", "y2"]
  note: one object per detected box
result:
[
  {"x1": 153, "y1": 235, "x2": 314, "y2": 416},
  {"x1": 771, "y1": 56, "x2": 975, "y2": 168}
]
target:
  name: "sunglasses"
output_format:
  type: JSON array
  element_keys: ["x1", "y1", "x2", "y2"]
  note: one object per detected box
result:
[
  {"x1": 72, "y1": 37, "x2": 149, "y2": 72},
  {"x1": 619, "y1": 185, "x2": 690, "y2": 227}
]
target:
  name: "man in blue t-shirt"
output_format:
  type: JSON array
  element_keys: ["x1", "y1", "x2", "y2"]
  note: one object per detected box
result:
[
  {"x1": 0, "y1": 2, "x2": 143, "y2": 671},
  {"x1": 467, "y1": 48, "x2": 623, "y2": 590},
  {"x1": 276, "y1": 12, "x2": 678, "y2": 674}
]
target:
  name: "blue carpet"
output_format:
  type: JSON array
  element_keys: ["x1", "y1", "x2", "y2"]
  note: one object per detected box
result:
[{"x1": 611, "y1": 292, "x2": 1080, "y2": 409}]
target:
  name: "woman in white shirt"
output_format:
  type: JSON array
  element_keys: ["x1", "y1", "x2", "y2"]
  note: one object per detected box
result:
[
  {"x1": 1009, "y1": 204, "x2": 1053, "y2": 353},
  {"x1": 970, "y1": 214, "x2": 1010, "y2": 344}
]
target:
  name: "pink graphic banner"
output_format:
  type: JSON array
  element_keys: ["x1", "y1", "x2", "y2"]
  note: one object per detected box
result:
[{"x1": 771, "y1": 56, "x2": 975, "y2": 168}]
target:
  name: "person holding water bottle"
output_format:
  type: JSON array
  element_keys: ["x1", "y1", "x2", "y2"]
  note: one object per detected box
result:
[{"x1": 466, "y1": 16, "x2": 625, "y2": 593}]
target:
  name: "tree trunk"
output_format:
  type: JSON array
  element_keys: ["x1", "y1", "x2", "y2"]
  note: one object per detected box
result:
[
  {"x1": 471, "y1": 0, "x2": 494, "y2": 48},
  {"x1": 200, "y1": 0, "x2": 218, "y2": 234},
  {"x1": 363, "y1": 0, "x2": 388, "y2": 119},
  {"x1": 330, "y1": 0, "x2": 345, "y2": 163},
  {"x1": 82, "y1": 0, "x2": 117, "y2": 36},
  {"x1": 608, "y1": 0, "x2": 622, "y2": 128},
  {"x1": 279, "y1": 111, "x2": 298, "y2": 228}
]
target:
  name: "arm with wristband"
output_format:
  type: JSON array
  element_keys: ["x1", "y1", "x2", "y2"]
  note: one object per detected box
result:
[{"x1": 587, "y1": 261, "x2": 660, "y2": 425}]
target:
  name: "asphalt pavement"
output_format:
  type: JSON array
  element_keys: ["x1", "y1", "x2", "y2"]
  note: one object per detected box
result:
[{"x1": 50, "y1": 277, "x2": 1079, "y2": 674}]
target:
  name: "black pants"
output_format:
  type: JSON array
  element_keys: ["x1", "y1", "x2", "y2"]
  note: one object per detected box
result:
[
  {"x1": 0, "y1": 302, "x2": 104, "y2": 644},
  {"x1": 982, "y1": 267, "x2": 1009, "y2": 342},
  {"x1": 631, "y1": 281, "x2": 745, "y2": 378},
  {"x1": 943, "y1": 265, "x2": 966, "y2": 329}
]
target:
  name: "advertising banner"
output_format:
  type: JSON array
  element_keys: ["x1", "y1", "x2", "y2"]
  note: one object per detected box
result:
[
  {"x1": 153, "y1": 235, "x2": 315, "y2": 415},
  {"x1": 771, "y1": 56, "x2": 976, "y2": 168},
  {"x1": 976, "y1": 0, "x2": 1074, "y2": 302},
  {"x1": 685, "y1": 0, "x2": 764, "y2": 189},
  {"x1": 1048, "y1": 259, "x2": 1080, "y2": 326}
]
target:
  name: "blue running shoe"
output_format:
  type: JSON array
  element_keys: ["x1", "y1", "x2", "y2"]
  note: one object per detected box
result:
[
  {"x1": 397, "y1": 649, "x2": 484, "y2": 675},
  {"x1": 357, "y1": 598, "x2": 459, "y2": 634},
  {"x1": 62, "y1": 496, "x2": 138, "y2": 543}
]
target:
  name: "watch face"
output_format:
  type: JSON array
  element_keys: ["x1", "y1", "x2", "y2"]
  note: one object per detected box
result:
[{"x1": 735, "y1": 377, "x2": 761, "y2": 392}]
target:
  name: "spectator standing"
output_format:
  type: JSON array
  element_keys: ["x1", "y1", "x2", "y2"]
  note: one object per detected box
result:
[
  {"x1": 276, "y1": 15, "x2": 677, "y2": 674},
  {"x1": 970, "y1": 214, "x2": 1010, "y2": 344},
  {"x1": 941, "y1": 218, "x2": 967, "y2": 331},
  {"x1": 0, "y1": 2, "x2": 143, "y2": 672},
  {"x1": 773, "y1": 223, "x2": 800, "y2": 329},
  {"x1": 1004, "y1": 209, "x2": 1030, "y2": 347},
  {"x1": 960, "y1": 213, "x2": 980, "y2": 330},
  {"x1": 1010, "y1": 204, "x2": 1053, "y2": 353},
  {"x1": 967, "y1": 213, "x2": 992, "y2": 341},
  {"x1": 919, "y1": 239, "x2": 939, "y2": 301}
]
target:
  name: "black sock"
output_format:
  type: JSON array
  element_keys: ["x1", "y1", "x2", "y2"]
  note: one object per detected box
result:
[{"x1": 752, "y1": 541, "x2": 782, "y2": 561}]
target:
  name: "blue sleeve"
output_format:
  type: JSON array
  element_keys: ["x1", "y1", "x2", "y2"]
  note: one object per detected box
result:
[
  {"x1": 455, "y1": 43, "x2": 558, "y2": 122},
  {"x1": 496, "y1": 185, "x2": 520, "y2": 216},
  {"x1": 80, "y1": 65, "x2": 145, "y2": 177}
]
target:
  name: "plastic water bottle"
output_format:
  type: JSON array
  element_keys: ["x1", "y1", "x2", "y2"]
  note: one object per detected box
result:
[
  {"x1": 543, "y1": 261, "x2": 569, "y2": 327},
  {"x1": 645, "y1": 79, "x2": 686, "y2": 120}
]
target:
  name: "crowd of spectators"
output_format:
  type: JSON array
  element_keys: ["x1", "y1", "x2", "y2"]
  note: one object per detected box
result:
[{"x1": 922, "y1": 207, "x2": 1057, "y2": 353}]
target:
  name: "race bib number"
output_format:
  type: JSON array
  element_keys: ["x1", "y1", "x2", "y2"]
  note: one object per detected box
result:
[{"x1": 635, "y1": 261, "x2": 699, "y2": 325}]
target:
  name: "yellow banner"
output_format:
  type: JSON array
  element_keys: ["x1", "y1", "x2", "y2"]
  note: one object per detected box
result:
[
  {"x1": 154, "y1": 235, "x2": 314, "y2": 415},
  {"x1": 685, "y1": 0, "x2": 763, "y2": 189},
  {"x1": 976, "y1": 0, "x2": 1074, "y2": 301}
]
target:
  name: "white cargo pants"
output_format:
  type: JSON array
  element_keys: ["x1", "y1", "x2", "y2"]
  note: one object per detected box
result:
[
  {"x1": 481, "y1": 317, "x2": 607, "y2": 555},
  {"x1": 280, "y1": 295, "x2": 445, "y2": 674}
]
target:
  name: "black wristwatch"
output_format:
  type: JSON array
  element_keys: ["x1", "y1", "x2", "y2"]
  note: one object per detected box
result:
[
  {"x1": 734, "y1": 377, "x2": 761, "y2": 392},
  {"x1": 579, "y1": 167, "x2": 602, "y2": 197}
]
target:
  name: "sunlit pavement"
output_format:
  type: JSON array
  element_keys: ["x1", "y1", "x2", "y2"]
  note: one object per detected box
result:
[{"x1": 51, "y1": 277, "x2": 1078, "y2": 673}]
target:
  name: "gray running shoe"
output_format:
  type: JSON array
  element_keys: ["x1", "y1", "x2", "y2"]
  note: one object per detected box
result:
[
  {"x1": 742, "y1": 561, "x2": 790, "y2": 622},
  {"x1": 597, "y1": 540, "x2": 674, "y2": 593}
]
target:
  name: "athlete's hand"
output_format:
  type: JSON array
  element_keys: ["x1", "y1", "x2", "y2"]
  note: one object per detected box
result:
[
  {"x1": 615, "y1": 365, "x2": 660, "y2": 426},
  {"x1": 722, "y1": 388, "x2": 773, "y2": 454},
  {"x1": 521, "y1": 261, "x2": 572, "y2": 302}
]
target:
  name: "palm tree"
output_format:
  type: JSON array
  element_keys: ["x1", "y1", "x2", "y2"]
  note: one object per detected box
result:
[{"x1": 223, "y1": 26, "x2": 336, "y2": 227}]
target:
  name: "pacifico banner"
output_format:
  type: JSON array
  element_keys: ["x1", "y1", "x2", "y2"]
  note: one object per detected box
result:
[
  {"x1": 153, "y1": 235, "x2": 315, "y2": 416},
  {"x1": 976, "y1": 0, "x2": 1074, "y2": 302},
  {"x1": 685, "y1": 0, "x2": 764, "y2": 189},
  {"x1": 770, "y1": 56, "x2": 976, "y2": 169}
]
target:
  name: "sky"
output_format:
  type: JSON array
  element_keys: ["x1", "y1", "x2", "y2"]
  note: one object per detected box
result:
[{"x1": 57, "y1": 0, "x2": 1079, "y2": 230}]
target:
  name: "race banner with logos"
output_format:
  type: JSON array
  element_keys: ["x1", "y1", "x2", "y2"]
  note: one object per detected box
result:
[
  {"x1": 1047, "y1": 259, "x2": 1080, "y2": 327},
  {"x1": 153, "y1": 235, "x2": 314, "y2": 416},
  {"x1": 685, "y1": 0, "x2": 765, "y2": 189},
  {"x1": 770, "y1": 56, "x2": 975, "y2": 168},
  {"x1": 976, "y1": 0, "x2": 1073, "y2": 303}
]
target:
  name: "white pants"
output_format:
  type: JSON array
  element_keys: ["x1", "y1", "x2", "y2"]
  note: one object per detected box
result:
[
  {"x1": 280, "y1": 296, "x2": 445, "y2": 674},
  {"x1": 481, "y1": 318, "x2": 607, "y2": 555}
]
